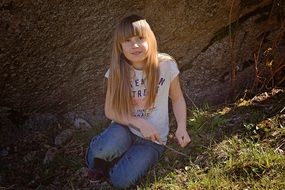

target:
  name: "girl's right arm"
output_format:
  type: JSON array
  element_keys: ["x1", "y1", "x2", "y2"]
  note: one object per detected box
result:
[{"x1": 104, "y1": 88, "x2": 160, "y2": 142}]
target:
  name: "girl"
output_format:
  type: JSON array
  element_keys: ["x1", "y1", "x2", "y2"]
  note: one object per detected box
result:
[{"x1": 86, "y1": 14, "x2": 191, "y2": 189}]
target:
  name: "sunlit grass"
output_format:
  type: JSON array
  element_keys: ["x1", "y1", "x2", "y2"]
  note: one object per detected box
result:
[
  {"x1": 139, "y1": 100, "x2": 285, "y2": 190},
  {"x1": 142, "y1": 133, "x2": 285, "y2": 189}
]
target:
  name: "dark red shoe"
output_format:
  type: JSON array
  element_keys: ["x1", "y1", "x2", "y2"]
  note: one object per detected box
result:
[{"x1": 87, "y1": 169, "x2": 106, "y2": 184}]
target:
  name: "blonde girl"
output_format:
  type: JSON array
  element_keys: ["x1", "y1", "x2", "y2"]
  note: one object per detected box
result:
[{"x1": 86, "y1": 14, "x2": 191, "y2": 189}]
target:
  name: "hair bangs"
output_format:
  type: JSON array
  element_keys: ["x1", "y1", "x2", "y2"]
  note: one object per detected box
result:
[{"x1": 117, "y1": 20, "x2": 148, "y2": 43}]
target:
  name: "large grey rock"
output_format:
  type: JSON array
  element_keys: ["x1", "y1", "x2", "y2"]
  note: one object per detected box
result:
[{"x1": 0, "y1": 0, "x2": 281, "y2": 122}]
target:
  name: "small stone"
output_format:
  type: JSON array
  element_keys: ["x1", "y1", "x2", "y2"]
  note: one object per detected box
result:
[
  {"x1": 75, "y1": 167, "x2": 89, "y2": 178},
  {"x1": 164, "y1": 156, "x2": 170, "y2": 163},
  {"x1": 54, "y1": 129, "x2": 74, "y2": 146},
  {"x1": 0, "y1": 149, "x2": 8, "y2": 157},
  {"x1": 23, "y1": 151, "x2": 37, "y2": 162},
  {"x1": 74, "y1": 117, "x2": 92, "y2": 130},
  {"x1": 276, "y1": 148, "x2": 284, "y2": 154},
  {"x1": 57, "y1": 123, "x2": 62, "y2": 129},
  {"x1": 43, "y1": 147, "x2": 58, "y2": 164}
]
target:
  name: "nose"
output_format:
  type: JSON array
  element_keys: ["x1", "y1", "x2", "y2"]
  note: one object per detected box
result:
[{"x1": 132, "y1": 41, "x2": 139, "y2": 48}]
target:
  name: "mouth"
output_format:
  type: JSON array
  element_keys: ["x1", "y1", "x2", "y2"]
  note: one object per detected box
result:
[{"x1": 131, "y1": 51, "x2": 142, "y2": 55}]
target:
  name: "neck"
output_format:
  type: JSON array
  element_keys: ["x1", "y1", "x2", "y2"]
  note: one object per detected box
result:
[{"x1": 131, "y1": 60, "x2": 145, "y2": 70}]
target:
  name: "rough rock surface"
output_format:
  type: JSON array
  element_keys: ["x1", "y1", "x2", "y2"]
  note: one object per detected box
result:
[{"x1": 0, "y1": 0, "x2": 281, "y2": 123}]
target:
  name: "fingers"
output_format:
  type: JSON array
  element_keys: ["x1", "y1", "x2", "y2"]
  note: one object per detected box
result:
[
  {"x1": 178, "y1": 135, "x2": 191, "y2": 147},
  {"x1": 150, "y1": 133, "x2": 160, "y2": 142},
  {"x1": 141, "y1": 124, "x2": 160, "y2": 143},
  {"x1": 154, "y1": 133, "x2": 161, "y2": 141},
  {"x1": 150, "y1": 135, "x2": 156, "y2": 142},
  {"x1": 178, "y1": 138, "x2": 184, "y2": 147},
  {"x1": 146, "y1": 134, "x2": 161, "y2": 144},
  {"x1": 178, "y1": 136, "x2": 184, "y2": 147},
  {"x1": 175, "y1": 129, "x2": 191, "y2": 148}
]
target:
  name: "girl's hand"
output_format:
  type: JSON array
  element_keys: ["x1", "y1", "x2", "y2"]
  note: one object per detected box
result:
[
  {"x1": 175, "y1": 127, "x2": 191, "y2": 147},
  {"x1": 138, "y1": 121, "x2": 160, "y2": 143}
]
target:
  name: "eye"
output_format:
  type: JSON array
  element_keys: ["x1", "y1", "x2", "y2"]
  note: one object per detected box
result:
[{"x1": 139, "y1": 36, "x2": 144, "y2": 40}]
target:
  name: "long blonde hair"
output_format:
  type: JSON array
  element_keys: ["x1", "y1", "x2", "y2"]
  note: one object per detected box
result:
[{"x1": 107, "y1": 15, "x2": 159, "y2": 117}]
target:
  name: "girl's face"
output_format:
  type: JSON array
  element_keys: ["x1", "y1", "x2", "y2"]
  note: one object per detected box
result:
[{"x1": 121, "y1": 36, "x2": 149, "y2": 69}]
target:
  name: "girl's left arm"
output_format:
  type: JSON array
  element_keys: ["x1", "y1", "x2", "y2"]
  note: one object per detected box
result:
[{"x1": 169, "y1": 75, "x2": 191, "y2": 148}]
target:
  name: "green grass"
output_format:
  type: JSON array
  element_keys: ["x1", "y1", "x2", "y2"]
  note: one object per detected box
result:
[
  {"x1": 141, "y1": 133, "x2": 285, "y2": 189},
  {"x1": 138, "y1": 92, "x2": 285, "y2": 190}
]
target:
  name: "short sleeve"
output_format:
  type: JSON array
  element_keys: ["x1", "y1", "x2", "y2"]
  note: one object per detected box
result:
[
  {"x1": 169, "y1": 60, "x2": 180, "y2": 81},
  {"x1": 105, "y1": 69, "x2": 110, "y2": 78}
]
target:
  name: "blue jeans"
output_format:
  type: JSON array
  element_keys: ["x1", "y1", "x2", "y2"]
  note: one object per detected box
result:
[{"x1": 86, "y1": 122, "x2": 165, "y2": 189}]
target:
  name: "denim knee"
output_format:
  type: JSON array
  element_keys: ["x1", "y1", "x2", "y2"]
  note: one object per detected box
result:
[
  {"x1": 86, "y1": 122, "x2": 132, "y2": 169},
  {"x1": 109, "y1": 168, "x2": 136, "y2": 189}
]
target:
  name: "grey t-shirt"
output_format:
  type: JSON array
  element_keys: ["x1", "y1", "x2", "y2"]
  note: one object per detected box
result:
[{"x1": 105, "y1": 53, "x2": 179, "y2": 144}]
